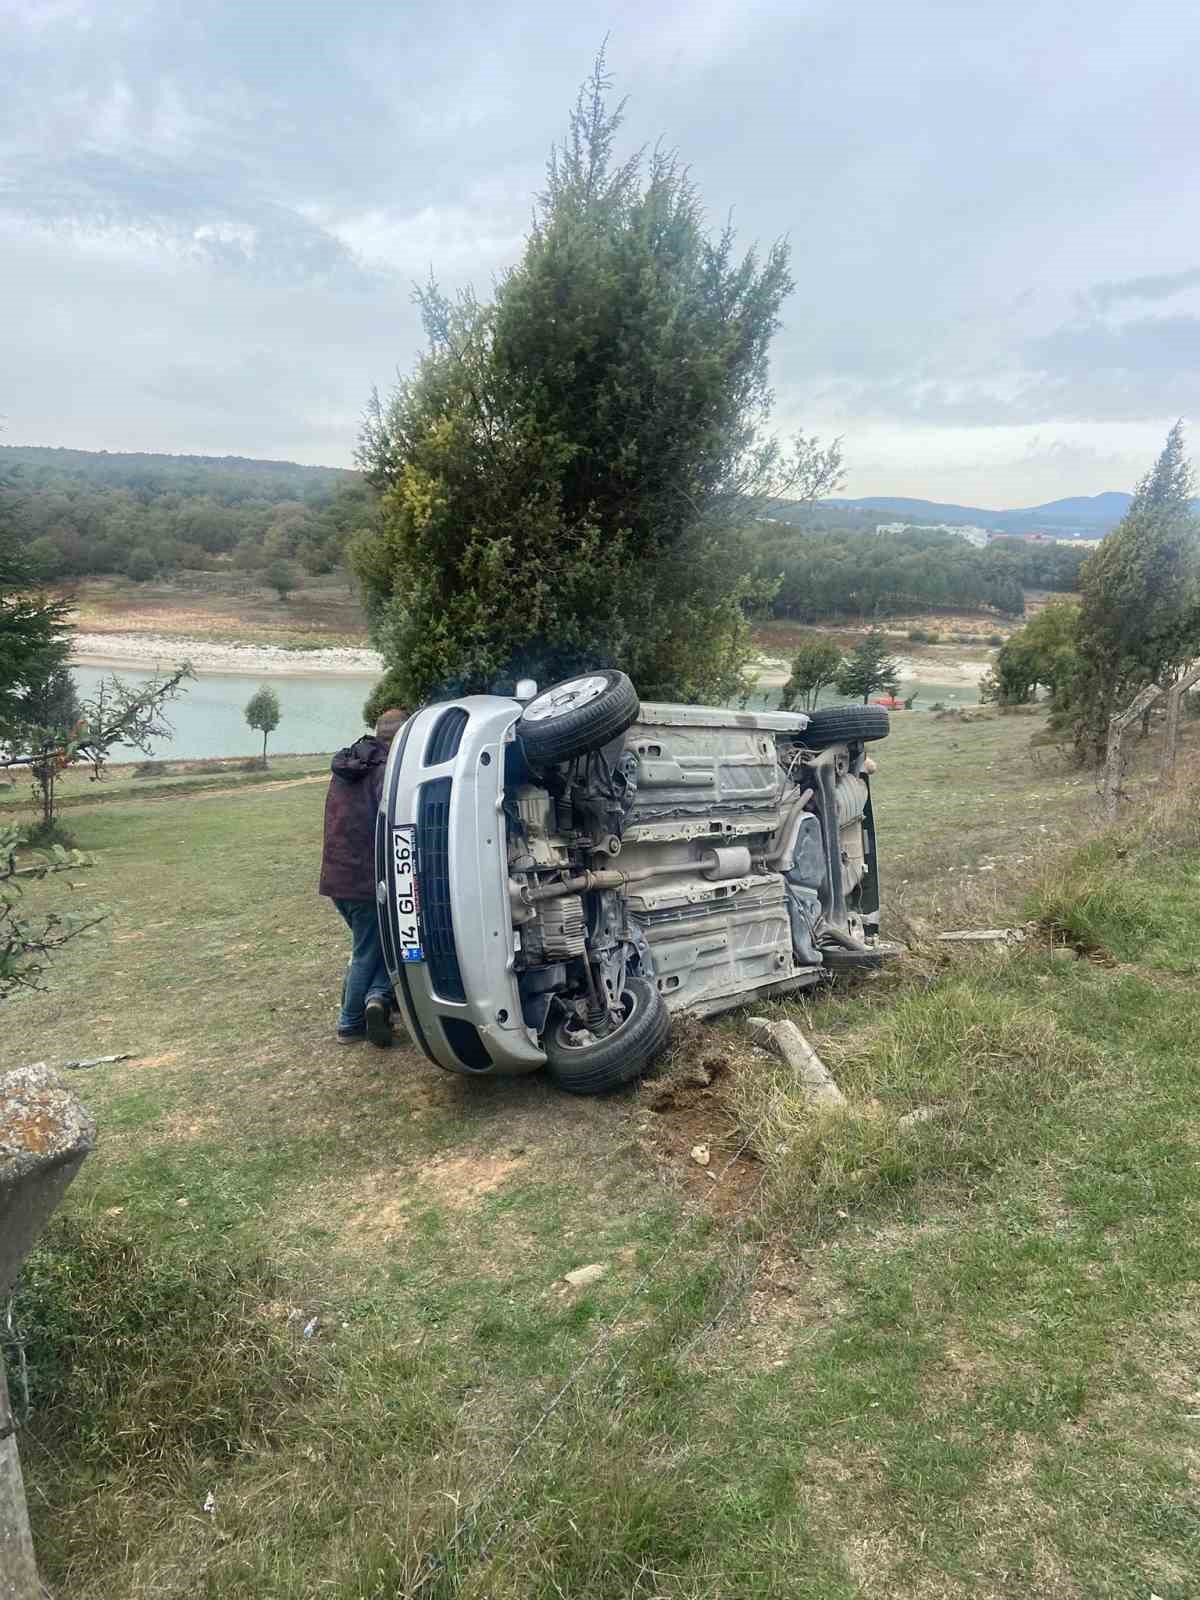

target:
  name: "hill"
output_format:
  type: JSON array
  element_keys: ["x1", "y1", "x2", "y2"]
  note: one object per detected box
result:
[
  {"x1": 815, "y1": 491, "x2": 1134, "y2": 536},
  {"x1": 0, "y1": 444, "x2": 1102, "y2": 612},
  {"x1": 0, "y1": 445, "x2": 353, "y2": 501},
  {"x1": 0, "y1": 445, "x2": 373, "y2": 583}
]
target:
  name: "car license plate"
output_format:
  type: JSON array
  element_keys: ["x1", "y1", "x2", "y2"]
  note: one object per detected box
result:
[{"x1": 391, "y1": 826, "x2": 424, "y2": 962}]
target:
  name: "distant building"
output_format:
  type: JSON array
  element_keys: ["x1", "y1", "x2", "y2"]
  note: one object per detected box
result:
[
  {"x1": 875, "y1": 521, "x2": 990, "y2": 549},
  {"x1": 986, "y1": 531, "x2": 1103, "y2": 548}
]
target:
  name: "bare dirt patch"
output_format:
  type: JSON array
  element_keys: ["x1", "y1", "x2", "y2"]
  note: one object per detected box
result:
[
  {"x1": 415, "y1": 1151, "x2": 528, "y2": 1208},
  {"x1": 311, "y1": 1152, "x2": 529, "y2": 1255},
  {"x1": 186, "y1": 774, "x2": 328, "y2": 802},
  {"x1": 159, "y1": 1110, "x2": 219, "y2": 1142},
  {"x1": 639, "y1": 1034, "x2": 764, "y2": 1214},
  {"x1": 135, "y1": 1051, "x2": 182, "y2": 1070}
]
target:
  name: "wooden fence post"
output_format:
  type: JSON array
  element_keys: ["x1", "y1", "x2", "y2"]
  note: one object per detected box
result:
[
  {"x1": 1161, "y1": 662, "x2": 1200, "y2": 781},
  {"x1": 1103, "y1": 682, "x2": 1163, "y2": 820}
]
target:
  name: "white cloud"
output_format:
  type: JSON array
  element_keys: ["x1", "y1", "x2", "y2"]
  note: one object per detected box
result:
[{"x1": 3, "y1": 0, "x2": 1199, "y2": 499}]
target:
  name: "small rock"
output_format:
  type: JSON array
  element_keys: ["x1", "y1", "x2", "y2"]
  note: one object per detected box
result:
[
  {"x1": 176, "y1": 1197, "x2": 189, "y2": 1207},
  {"x1": 690, "y1": 1143, "x2": 711, "y2": 1167},
  {"x1": 564, "y1": 1263, "x2": 607, "y2": 1290},
  {"x1": 898, "y1": 1106, "x2": 943, "y2": 1130}
]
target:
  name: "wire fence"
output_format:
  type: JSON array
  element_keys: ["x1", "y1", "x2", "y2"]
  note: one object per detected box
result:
[{"x1": 409, "y1": 1109, "x2": 780, "y2": 1593}]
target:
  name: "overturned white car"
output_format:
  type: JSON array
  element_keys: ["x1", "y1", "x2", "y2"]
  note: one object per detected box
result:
[{"x1": 377, "y1": 671, "x2": 890, "y2": 1094}]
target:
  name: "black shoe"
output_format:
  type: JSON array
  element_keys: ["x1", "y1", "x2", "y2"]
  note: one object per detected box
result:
[
  {"x1": 364, "y1": 997, "x2": 394, "y2": 1048},
  {"x1": 336, "y1": 1026, "x2": 367, "y2": 1045}
]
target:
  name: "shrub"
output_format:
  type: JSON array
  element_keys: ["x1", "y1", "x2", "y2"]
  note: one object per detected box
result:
[
  {"x1": 18, "y1": 819, "x2": 75, "y2": 849},
  {"x1": 364, "y1": 668, "x2": 411, "y2": 729},
  {"x1": 124, "y1": 547, "x2": 158, "y2": 583},
  {"x1": 6, "y1": 1215, "x2": 313, "y2": 1479},
  {"x1": 986, "y1": 632, "x2": 1005, "y2": 646},
  {"x1": 907, "y1": 628, "x2": 931, "y2": 644}
]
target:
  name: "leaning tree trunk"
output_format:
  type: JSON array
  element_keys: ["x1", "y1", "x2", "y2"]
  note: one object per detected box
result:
[{"x1": 34, "y1": 760, "x2": 55, "y2": 833}]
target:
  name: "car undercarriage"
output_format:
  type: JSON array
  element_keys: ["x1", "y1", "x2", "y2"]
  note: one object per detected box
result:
[{"x1": 378, "y1": 671, "x2": 891, "y2": 1094}]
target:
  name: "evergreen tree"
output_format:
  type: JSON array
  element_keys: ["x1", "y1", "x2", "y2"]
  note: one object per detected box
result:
[
  {"x1": 1, "y1": 463, "x2": 72, "y2": 743},
  {"x1": 779, "y1": 635, "x2": 845, "y2": 710},
  {"x1": 19, "y1": 667, "x2": 82, "y2": 833},
  {"x1": 353, "y1": 56, "x2": 842, "y2": 706},
  {"x1": 1070, "y1": 423, "x2": 1200, "y2": 760},
  {"x1": 835, "y1": 632, "x2": 901, "y2": 703}
]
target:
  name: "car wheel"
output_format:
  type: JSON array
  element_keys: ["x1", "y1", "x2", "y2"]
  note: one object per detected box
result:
[
  {"x1": 517, "y1": 670, "x2": 640, "y2": 765},
  {"x1": 543, "y1": 976, "x2": 671, "y2": 1095},
  {"x1": 803, "y1": 704, "x2": 890, "y2": 746}
]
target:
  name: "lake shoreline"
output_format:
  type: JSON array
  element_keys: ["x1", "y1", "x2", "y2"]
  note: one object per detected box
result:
[{"x1": 71, "y1": 630, "x2": 382, "y2": 679}]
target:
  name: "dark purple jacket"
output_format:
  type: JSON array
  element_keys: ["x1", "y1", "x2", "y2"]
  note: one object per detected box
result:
[{"x1": 318, "y1": 735, "x2": 390, "y2": 901}]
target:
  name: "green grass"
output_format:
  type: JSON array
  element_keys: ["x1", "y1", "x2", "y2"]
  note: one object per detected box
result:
[
  {"x1": 5, "y1": 724, "x2": 1200, "y2": 1596},
  {"x1": 0, "y1": 751, "x2": 332, "y2": 815}
]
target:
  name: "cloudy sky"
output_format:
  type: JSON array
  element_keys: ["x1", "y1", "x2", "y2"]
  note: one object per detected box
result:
[{"x1": 4, "y1": 0, "x2": 1198, "y2": 505}]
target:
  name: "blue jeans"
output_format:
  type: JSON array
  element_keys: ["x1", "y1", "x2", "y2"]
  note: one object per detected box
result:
[{"x1": 334, "y1": 898, "x2": 394, "y2": 1033}]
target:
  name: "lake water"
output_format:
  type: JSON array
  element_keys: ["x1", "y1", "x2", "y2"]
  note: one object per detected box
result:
[
  {"x1": 72, "y1": 665, "x2": 379, "y2": 760},
  {"x1": 70, "y1": 664, "x2": 981, "y2": 763}
]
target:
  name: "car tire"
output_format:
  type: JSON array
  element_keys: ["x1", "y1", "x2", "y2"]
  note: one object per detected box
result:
[
  {"x1": 517, "y1": 670, "x2": 640, "y2": 765},
  {"x1": 803, "y1": 704, "x2": 890, "y2": 746},
  {"x1": 543, "y1": 976, "x2": 671, "y2": 1095}
]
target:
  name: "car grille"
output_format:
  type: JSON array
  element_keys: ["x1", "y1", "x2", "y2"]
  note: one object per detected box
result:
[
  {"x1": 416, "y1": 777, "x2": 465, "y2": 1001},
  {"x1": 425, "y1": 707, "x2": 469, "y2": 766}
]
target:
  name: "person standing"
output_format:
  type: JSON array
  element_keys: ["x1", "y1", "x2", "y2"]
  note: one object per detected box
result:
[{"x1": 319, "y1": 707, "x2": 408, "y2": 1046}]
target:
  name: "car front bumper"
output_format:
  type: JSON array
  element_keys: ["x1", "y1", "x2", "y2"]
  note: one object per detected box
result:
[{"x1": 376, "y1": 697, "x2": 547, "y2": 1076}]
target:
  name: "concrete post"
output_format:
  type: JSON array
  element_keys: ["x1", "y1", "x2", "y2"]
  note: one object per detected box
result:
[
  {"x1": 1161, "y1": 662, "x2": 1200, "y2": 782},
  {"x1": 0, "y1": 1065, "x2": 96, "y2": 1600}
]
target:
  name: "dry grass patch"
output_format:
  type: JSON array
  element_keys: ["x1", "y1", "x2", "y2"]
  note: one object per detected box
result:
[
  {"x1": 416, "y1": 1150, "x2": 528, "y2": 1208},
  {"x1": 726, "y1": 978, "x2": 1101, "y2": 1239},
  {"x1": 285, "y1": 1150, "x2": 529, "y2": 1258}
]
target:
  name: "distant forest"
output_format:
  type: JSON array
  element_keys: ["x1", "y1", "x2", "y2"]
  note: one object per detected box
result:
[
  {"x1": 0, "y1": 446, "x2": 376, "y2": 582},
  {"x1": 753, "y1": 511, "x2": 1090, "y2": 620},
  {"x1": 0, "y1": 447, "x2": 1090, "y2": 619}
]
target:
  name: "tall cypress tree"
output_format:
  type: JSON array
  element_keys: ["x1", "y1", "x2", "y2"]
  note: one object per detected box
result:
[
  {"x1": 1070, "y1": 422, "x2": 1200, "y2": 760},
  {"x1": 354, "y1": 57, "x2": 841, "y2": 708}
]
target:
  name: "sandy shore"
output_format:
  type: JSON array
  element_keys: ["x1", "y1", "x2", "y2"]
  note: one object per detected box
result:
[
  {"x1": 70, "y1": 632, "x2": 990, "y2": 691},
  {"x1": 753, "y1": 653, "x2": 991, "y2": 689},
  {"x1": 71, "y1": 631, "x2": 383, "y2": 678}
]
